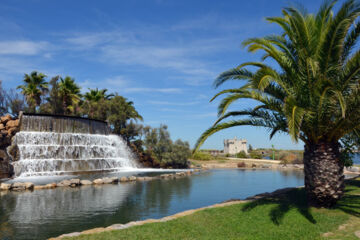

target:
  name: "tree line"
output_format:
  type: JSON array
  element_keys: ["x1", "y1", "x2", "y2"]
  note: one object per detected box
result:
[{"x1": 0, "y1": 71, "x2": 190, "y2": 168}]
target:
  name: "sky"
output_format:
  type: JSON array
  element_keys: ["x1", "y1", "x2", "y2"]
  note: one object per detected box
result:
[{"x1": 0, "y1": 0, "x2": 334, "y2": 150}]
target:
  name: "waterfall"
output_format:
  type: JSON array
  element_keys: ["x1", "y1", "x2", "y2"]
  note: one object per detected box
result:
[{"x1": 11, "y1": 114, "x2": 138, "y2": 177}]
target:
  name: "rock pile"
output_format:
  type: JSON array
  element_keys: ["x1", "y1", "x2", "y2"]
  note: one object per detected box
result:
[
  {"x1": 0, "y1": 114, "x2": 21, "y2": 178},
  {"x1": 0, "y1": 169, "x2": 203, "y2": 193}
]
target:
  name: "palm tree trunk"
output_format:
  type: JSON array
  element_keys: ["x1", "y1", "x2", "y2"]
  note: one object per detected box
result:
[{"x1": 303, "y1": 141, "x2": 344, "y2": 208}]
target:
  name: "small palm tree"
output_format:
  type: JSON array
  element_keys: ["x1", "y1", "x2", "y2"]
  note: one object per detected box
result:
[
  {"x1": 17, "y1": 71, "x2": 48, "y2": 113},
  {"x1": 194, "y1": 0, "x2": 360, "y2": 207},
  {"x1": 58, "y1": 76, "x2": 81, "y2": 115}
]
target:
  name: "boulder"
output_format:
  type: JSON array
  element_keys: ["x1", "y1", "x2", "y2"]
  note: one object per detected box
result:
[
  {"x1": 110, "y1": 177, "x2": 119, "y2": 183},
  {"x1": 34, "y1": 185, "x2": 47, "y2": 190},
  {"x1": 24, "y1": 182, "x2": 34, "y2": 190},
  {"x1": 128, "y1": 176, "x2": 137, "y2": 181},
  {"x1": 80, "y1": 180, "x2": 92, "y2": 185},
  {"x1": 12, "y1": 182, "x2": 27, "y2": 191},
  {"x1": 119, "y1": 177, "x2": 129, "y2": 182},
  {"x1": 0, "y1": 183, "x2": 11, "y2": 190},
  {"x1": 102, "y1": 178, "x2": 113, "y2": 184},
  {"x1": 251, "y1": 164, "x2": 257, "y2": 168},
  {"x1": 57, "y1": 180, "x2": 72, "y2": 187},
  {"x1": 136, "y1": 177, "x2": 146, "y2": 181},
  {"x1": 0, "y1": 124, "x2": 4, "y2": 130},
  {"x1": 0, "y1": 115, "x2": 12, "y2": 124},
  {"x1": 70, "y1": 179, "x2": 81, "y2": 187},
  {"x1": 93, "y1": 178, "x2": 104, "y2": 184},
  {"x1": 6, "y1": 119, "x2": 19, "y2": 129},
  {"x1": 45, "y1": 183, "x2": 57, "y2": 189}
]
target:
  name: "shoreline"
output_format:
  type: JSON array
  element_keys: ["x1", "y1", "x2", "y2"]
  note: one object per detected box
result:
[{"x1": 49, "y1": 186, "x2": 300, "y2": 240}]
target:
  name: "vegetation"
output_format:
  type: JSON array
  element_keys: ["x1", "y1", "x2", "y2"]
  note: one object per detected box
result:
[
  {"x1": 194, "y1": 0, "x2": 360, "y2": 207},
  {"x1": 17, "y1": 71, "x2": 48, "y2": 113},
  {"x1": 236, "y1": 150, "x2": 247, "y2": 158},
  {"x1": 191, "y1": 151, "x2": 214, "y2": 161},
  {"x1": 0, "y1": 70, "x2": 191, "y2": 169},
  {"x1": 67, "y1": 178, "x2": 360, "y2": 240},
  {"x1": 142, "y1": 125, "x2": 191, "y2": 168}
]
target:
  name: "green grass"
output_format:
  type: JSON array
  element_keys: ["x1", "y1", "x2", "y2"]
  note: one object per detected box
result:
[{"x1": 68, "y1": 179, "x2": 360, "y2": 240}]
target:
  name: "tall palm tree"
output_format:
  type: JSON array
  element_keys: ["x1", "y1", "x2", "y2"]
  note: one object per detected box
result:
[
  {"x1": 84, "y1": 88, "x2": 114, "y2": 102},
  {"x1": 194, "y1": 0, "x2": 360, "y2": 207},
  {"x1": 58, "y1": 76, "x2": 81, "y2": 115},
  {"x1": 17, "y1": 71, "x2": 48, "y2": 113}
]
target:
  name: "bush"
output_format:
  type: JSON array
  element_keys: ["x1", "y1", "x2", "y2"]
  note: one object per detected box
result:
[
  {"x1": 279, "y1": 153, "x2": 303, "y2": 164},
  {"x1": 236, "y1": 151, "x2": 247, "y2": 158},
  {"x1": 250, "y1": 152, "x2": 262, "y2": 159},
  {"x1": 192, "y1": 152, "x2": 213, "y2": 161},
  {"x1": 237, "y1": 162, "x2": 246, "y2": 168}
]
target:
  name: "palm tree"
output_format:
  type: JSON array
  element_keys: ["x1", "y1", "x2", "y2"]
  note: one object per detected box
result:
[
  {"x1": 58, "y1": 76, "x2": 81, "y2": 115},
  {"x1": 194, "y1": 0, "x2": 360, "y2": 207},
  {"x1": 84, "y1": 88, "x2": 114, "y2": 102},
  {"x1": 17, "y1": 71, "x2": 48, "y2": 113}
]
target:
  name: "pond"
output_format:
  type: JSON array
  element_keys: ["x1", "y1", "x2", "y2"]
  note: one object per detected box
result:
[{"x1": 0, "y1": 169, "x2": 304, "y2": 240}]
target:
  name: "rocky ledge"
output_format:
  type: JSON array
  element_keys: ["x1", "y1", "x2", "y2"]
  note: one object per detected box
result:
[
  {"x1": 0, "y1": 114, "x2": 21, "y2": 179},
  {"x1": 0, "y1": 169, "x2": 202, "y2": 193}
]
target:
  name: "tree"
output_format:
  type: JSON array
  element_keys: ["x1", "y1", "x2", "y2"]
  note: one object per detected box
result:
[
  {"x1": 106, "y1": 95, "x2": 143, "y2": 141},
  {"x1": 83, "y1": 88, "x2": 114, "y2": 118},
  {"x1": 58, "y1": 76, "x2": 81, "y2": 115},
  {"x1": 248, "y1": 144, "x2": 253, "y2": 152},
  {"x1": 6, "y1": 89, "x2": 26, "y2": 117},
  {"x1": 0, "y1": 81, "x2": 7, "y2": 115},
  {"x1": 17, "y1": 71, "x2": 48, "y2": 113},
  {"x1": 194, "y1": 0, "x2": 360, "y2": 207}
]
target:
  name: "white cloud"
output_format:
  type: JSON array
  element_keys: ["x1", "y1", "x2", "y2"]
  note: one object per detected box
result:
[
  {"x1": 148, "y1": 100, "x2": 200, "y2": 106},
  {"x1": 124, "y1": 87, "x2": 182, "y2": 93},
  {"x1": 0, "y1": 41, "x2": 49, "y2": 55}
]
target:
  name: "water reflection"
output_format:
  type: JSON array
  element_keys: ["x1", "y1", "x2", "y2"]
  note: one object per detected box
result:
[{"x1": 0, "y1": 169, "x2": 303, "y2": 240}]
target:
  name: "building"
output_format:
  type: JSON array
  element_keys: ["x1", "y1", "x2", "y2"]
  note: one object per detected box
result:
[{"x1": 224, "y1": 137, "x2": 248, "y2": 155}]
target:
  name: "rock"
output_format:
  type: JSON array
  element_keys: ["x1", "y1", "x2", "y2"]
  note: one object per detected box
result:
[
  {"x1": 136, "y1": 177, "x2": 146, "y2": 181},
  {"x1": 45, "y1": 183, "x2": 57, "y2": 189},
  {"x1": 34, "y1": 185, "x2": 47, "y2": 190},
  {"x1": 57, "y1": 180, "x2": 71, "y2": 187},
  {"x1": 24, "y1": 182, "x2": 34, "y2": 190},
  {"x1": 7, "y1": 144, "x2": 20, "y2": 161},
  {"x1": 0, "y1": 183, "x2": 11, "y2": 190},
  {"x1": 186, "y1": 171, "x2": 192, "y2": 175},
  {"x1": 6, "y1": 119, "x2": 19, "y2": 129},
  {"x1": 70, "y1": 178, "x2": 81, "y2": 187},
  {"x1": 93, "y1": 178, "x2": 104, "y2": 184},
  {"x1": 110, "y1": 177, "x2": 119, "y2": 183},
  {"x1": 354, "y1": 230, "x2": 360, "y2": 238},
  {"x1": 7, "y1": 127, "x2": 18, "y2": 136},
  {"x1": 0, "y1": 115, "x2": 12, "y2": 124},
  {"x1": 251, "y1": 164, "x2": 257, "y2": 168},
  {"x1": 102, "y1": 178, "x2": 113, "y2": 184},
  {"x1": 128, "y1": 176, "x2": 137, "y2": 181},
  {"x1": 119, "y1": 177, "x2": 129, "y2": 182},
  {"x1": 80, "y1": 180, "x2": 92, "y2": 185},
  {"x1": 0, "y1": 124, "x2": 4, "y2": 130},
  {"x1": 12, "y1": 182, "x2": 27, "y2": 191}
]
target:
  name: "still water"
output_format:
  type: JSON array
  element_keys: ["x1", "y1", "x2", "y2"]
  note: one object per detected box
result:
[{"x1": 0, "y1": 169, "x2": 304, "y2": 240}]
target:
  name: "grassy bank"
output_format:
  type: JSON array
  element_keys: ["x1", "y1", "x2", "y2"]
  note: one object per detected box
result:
[{"x1": 66, "y1": 178, "x2": 360, "y2": 240}]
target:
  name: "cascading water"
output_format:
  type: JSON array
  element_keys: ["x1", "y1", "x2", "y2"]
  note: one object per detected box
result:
[{"x1": 11, "y1": 114, "x2": 138, "y2": 177}]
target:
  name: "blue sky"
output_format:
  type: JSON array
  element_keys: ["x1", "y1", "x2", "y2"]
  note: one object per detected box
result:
[{"x1": 0, "y1": 0, "x2": 331, "y2": 150}]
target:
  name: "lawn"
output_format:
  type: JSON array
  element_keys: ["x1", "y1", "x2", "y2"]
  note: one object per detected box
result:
[{"x1": 66, "y1": 178, "x2": 360, "y2": 240}]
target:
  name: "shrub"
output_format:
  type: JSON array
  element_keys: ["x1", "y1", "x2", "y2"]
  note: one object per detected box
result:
[
  {"x1": 237, "y1": 162, "x2": 246, "y2": 168},
  {"x1": 191, "y1": 152, "x2": 213, "y2": 161},
  {"x1": 250, "y1": 152, "x2": 262, "y2": 159},
  {"x1": 236, "y1": 151, "x2": 247, "y2": 158}
]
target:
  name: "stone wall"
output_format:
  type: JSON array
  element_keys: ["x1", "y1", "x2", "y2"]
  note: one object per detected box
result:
[{"x1": 0, "y1": 114, "x2": 21, "y2": 179}]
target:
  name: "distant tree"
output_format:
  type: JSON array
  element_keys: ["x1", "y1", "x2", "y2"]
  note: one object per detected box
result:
[
  {"x1": 58, "y1": 76, "x2": 81, "y2": 115},
  {"x1": 6, "y1": 89, "x2": 26, "y2": 117},
  {"x1": 0, "y1": 81, "x2": 7, "y2": 115},
  {"x1": 248, "y1": 144, "x2": 253, "y2": 152},
  {"x1": 17, "y1": 71, "x2": 48, "y2": 113},
  {"x1": 84, "y1": 88, "x2": 114, "y2": 102}
]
